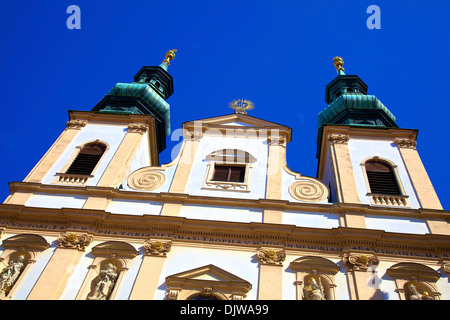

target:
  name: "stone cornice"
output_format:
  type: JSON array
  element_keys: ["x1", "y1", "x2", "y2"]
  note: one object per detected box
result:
[
  {"x1": 7, "y1": 182, "x2": 449, "y2": 220},
  {"x1": 0, "y1": 203, "x2": 449, "y2": 259}
]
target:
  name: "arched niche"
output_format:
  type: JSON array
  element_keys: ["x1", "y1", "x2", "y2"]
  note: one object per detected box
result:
[
  {"x1": 387, "y1": 262, "x2": 441, "y2": 300},
  {"x1": 289, "y1": 256, "x2": 340, "y2": 300},
  {"x1": 75, "y1": 241, "x2": 138, "y2": 300},
  {"x1": 0, "y1": 234, "x2": 50, "y2": 299}
]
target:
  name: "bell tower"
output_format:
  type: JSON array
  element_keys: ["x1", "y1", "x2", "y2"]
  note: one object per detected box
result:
[
  {"x1": 4, "y1": 50, "x2": 177, "y2": 207},
  {"x1": 316, "y1": 57, "x2": 442, "y2": 212}
]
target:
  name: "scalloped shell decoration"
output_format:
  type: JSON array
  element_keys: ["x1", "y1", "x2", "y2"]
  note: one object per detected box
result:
[
  {"x1": 288, "y1": 179, "x2": 328, "y2": 202},
  {"x1": 128, "y1": 168, "x2": 166, "y2": 191}
]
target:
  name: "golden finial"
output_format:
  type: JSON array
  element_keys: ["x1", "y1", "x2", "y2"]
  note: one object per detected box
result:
[
  {"x1": 333, "y1": 56, "x2": 345, "y2": 73},
  {"x1": 163, "y1": 49, "x2": 177, "y2": 65},
  {"x1": 229, "y1": 99, "x2": 255, "y2": 115}
]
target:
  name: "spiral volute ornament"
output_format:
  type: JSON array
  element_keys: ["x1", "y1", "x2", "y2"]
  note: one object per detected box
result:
[
  {"x1": 288, "y1": 180, "x2": 328, "y2": 202},
  {"x1": 128, "y1": 168, "x2": 166, "y2": 191}
]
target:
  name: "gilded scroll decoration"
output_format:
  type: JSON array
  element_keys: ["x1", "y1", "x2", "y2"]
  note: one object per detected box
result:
[
  {"x1": 343, "y1": 253, "x2": 379, "y2": 271},
  {"x1": 257, "y1": 248, "x2": 286, "y2": 265},
  {"x1": 58, "y1": 232, "x2": 93, "y2": 250},
  {"x1": 144, "y1": 239, "x2": 172, "y2": 256}
]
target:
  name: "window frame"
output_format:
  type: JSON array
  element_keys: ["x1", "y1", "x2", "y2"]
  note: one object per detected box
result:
[
  {"x1": 54, "y1": 140, "x2": 109, "y2": 185},
  {"x1": 360, "y1": 156, "x2": 409, "y2": 207},
  {"x1": 202, "y1": 149, "x2": 256, "y2": 193}
]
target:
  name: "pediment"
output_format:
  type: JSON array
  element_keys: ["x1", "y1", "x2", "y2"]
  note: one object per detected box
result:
[
  {"x1": 166, "y1": 264, "x2": 249, "y2": 284},
  {"x1": 184, "y1": 113, "x2": 290, "y2": 130}
]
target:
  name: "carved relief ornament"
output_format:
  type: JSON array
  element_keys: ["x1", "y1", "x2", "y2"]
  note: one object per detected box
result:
[
  {"x1": 288, "y1": 179, "x2": 328, "y2": 202},
  {"x1": 128, "y1": 123, "x2": 149, "y2": 135},
  {"x1": 257, "y1": 248, "x2": 286, "y2": 265},
  {"x1": 328, "y1": 134, "x2": 349, "y2": 144},
  {"x1": 58, "y1": 232, "x2": 93, "y2": 250},
  {"x1": 144, "y1": 239, "x2": 172, "y2": 256},
  {"x1": 66, "y1": 120, "x2": 87, "y2": 129},
  {"x1": 394, "y1": 138, "x2": 417, "y2": 150},
  {"x1": 267, "y1": 135, "x2": 287, "y2": 147},
  {"x1": 342, "y1": 253, "x2": 379, "y2": 271}
]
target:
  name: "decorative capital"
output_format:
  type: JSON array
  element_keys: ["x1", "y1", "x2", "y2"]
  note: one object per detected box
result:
[
  {"x1": 442, "y1": 262, "x2": 450, "y2": 274},
  {"x1": 128, "y1": 123, "x2": 149, "y2": 135},
  {"x1": 267, "y1": 135, "x2": 287, "y2": 147},
  {"x1": 144, "y1": 239, "x2": 172, "y2": 256},
  {"x1": 58, "y1": 232, "x2": 93, "y2": 250},
  {"x1": 342, "y1": 253, "x2": 379, "y2": 271},
  {"x1": 66, "y1": 120, "x2": 87, "y2": 129},
  {"x1": 394, "y1": 138, "x2": 417, "y2": 150},
  {"x1": 167, "y1": 289, "x2": 180, "y2": 300},
  {"x1": 257, "y1": 248, "x2": 286, "y2": 265},
  {"x1": 328, "y1": 134, "x2": 349, "y2": 145}
]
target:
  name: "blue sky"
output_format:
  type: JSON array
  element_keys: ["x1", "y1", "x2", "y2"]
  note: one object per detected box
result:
[{"x1": 0, "y1": 1, "x2": 449, "y2": 209}]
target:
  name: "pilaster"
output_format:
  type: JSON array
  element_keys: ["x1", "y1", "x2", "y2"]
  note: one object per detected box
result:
[
  {"x1": 129, "y1": 239, "x2": 172, "y2": 299},
  {"x1": 27, "y1": 232, "x2": 93, "y2": 300},
  {"x1": 256, "y1": 247, "x2": 285, "y2": 300}
]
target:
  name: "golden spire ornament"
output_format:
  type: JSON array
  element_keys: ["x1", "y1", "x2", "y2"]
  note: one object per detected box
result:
[
  {"x1": 229, "y1": 99, "x2": 255, "y2": 115},
  {"x1": 333, "y1": 56, "x2": 345, "y2": 73},
  {"x1": 163, "y1": 49, "x2": 177, "y2": 65}
]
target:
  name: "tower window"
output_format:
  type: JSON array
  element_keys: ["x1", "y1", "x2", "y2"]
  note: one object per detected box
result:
[
  {"x1": 365, "y1": 160, "x2": 401, "y2": 195},
  {"x1": 66, "y1": 142, "x2": 107, "y2": 175}
]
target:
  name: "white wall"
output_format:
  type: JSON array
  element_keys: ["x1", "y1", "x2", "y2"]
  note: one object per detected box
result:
[
  {"x1": 179, "y1": 204, "x2": 263, "y2": 223},
  {"x1": 282, "y1": 210, "x2": 340, "y2": 229},
  {"x1": 106, "y1": 199, "x2": 163, "y2": 216},
  {"x1": 365, "y1": 215, "x2": 430, "y2": 235},
  {"x1": 184, "y1": 135, "x2": 268, "y2": 200},
  {"x1": 25, "y1": 193, "x2": 87, "y2": 209}
]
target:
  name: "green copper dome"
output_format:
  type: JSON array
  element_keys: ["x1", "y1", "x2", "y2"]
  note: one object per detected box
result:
[
  {"x1": 105, "y1": 82, "x2": 171, "y2": 136},
  {"x1": 317, "y1": 93, "x2": 396, "y2": 129}
]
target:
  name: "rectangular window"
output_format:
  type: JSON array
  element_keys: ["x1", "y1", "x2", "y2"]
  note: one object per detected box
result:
[{"x1": 212, "y1": 165, "x2": 245, "y2": 183}]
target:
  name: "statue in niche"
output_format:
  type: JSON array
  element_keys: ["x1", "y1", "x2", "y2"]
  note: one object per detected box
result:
[
  {"x1": 0, "y1": 255, "x2": 25, "y2": 295},
  {"x1": 88, "y1": 262, "x2": 118, "y2": 300},
  {"x1": 407, "y1": 283, "x2": 433, "y2": 300},
  {"x1": 304, "y1": 277, "x2": 326, "y2": 300}
]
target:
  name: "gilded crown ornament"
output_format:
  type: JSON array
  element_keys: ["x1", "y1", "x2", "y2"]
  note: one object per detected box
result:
[
  {"x1": 333, "y1": 56, "x2": 345, "y2": 73},
  {"x1": 229, "y1": 99, "x2": 255, "y2": 115},
  {"x1": 163, "y1": 49, "x2": 177, "y2": 65}
]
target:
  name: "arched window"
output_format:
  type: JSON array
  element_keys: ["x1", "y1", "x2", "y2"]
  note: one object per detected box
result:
[
  {"x1": 66, "y1": 142, "x2": 106, "y2": 175},
  {"x1": 365, "y1": 160, "x2": 401, "y2": 195}
]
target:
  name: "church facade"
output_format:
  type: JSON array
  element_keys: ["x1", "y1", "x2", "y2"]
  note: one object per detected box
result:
[{"x1": 0, "y1": 52, "x2": 448, "y2": 300}]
